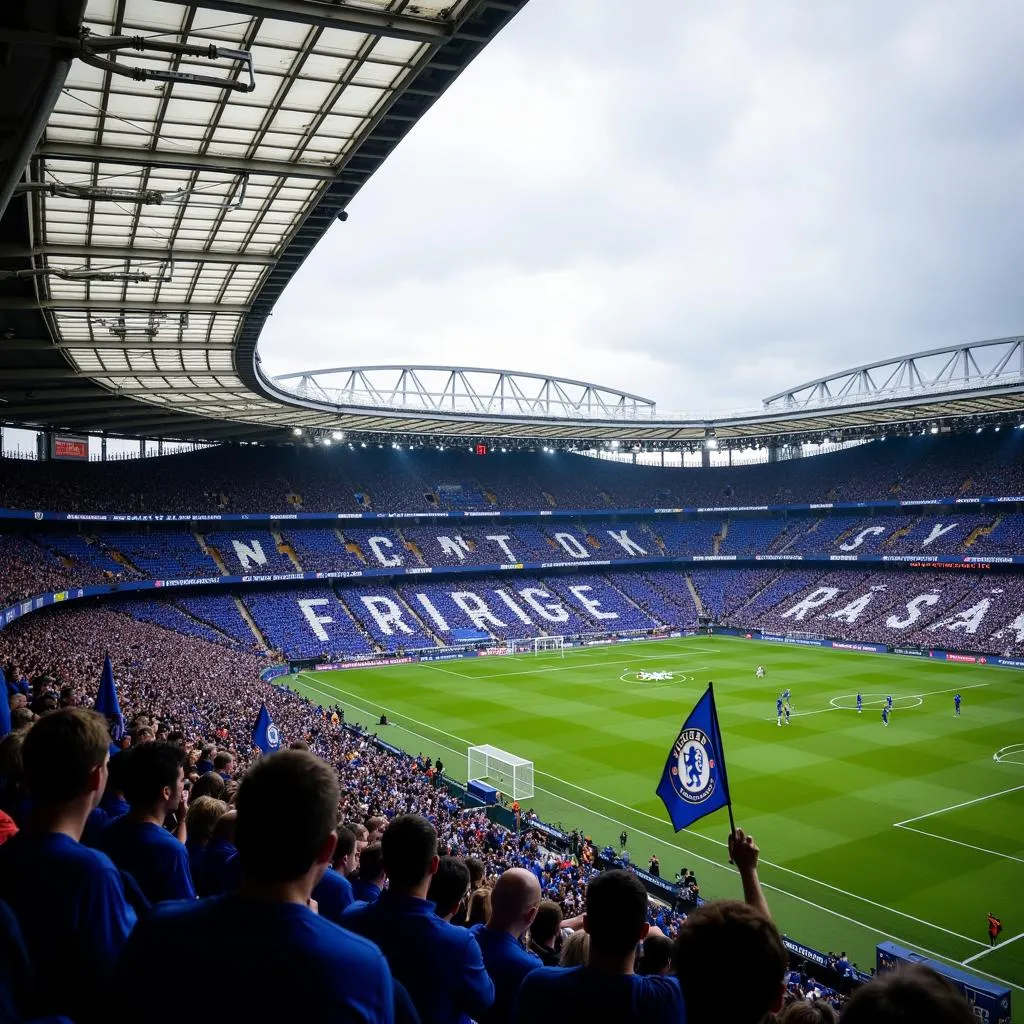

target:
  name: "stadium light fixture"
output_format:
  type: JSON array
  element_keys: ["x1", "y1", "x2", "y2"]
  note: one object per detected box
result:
[
  {"x1": 332, "y1": 430, "x2": 343, "y2": 441},
  {"x1": 976, "y1": 426, "x2": 984, "y2": 434},
  {"x1": 322, "y1": 437, "x2": 332, "y2": 445},
  {"x1": 610, "y1": 439, "x2": 620, "y2": 448},
  {"x1": 361, "y1": 442, "x2": 367, "y2": 448},
  {"x1": 995, "y1": 425, "x2": 1001, "y2": 432},
  {"x1": 930, "y1": 425, "x2": 939, "y2": 434},
  {"x1": 705, "y1": 437, "x2": 718, "y2": 449},
  {"x1": 292, "y1": 427, "x2": 302, "y2": 436}
]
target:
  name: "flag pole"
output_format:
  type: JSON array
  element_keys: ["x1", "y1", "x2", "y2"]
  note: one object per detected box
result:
[{"x1": 707, "y1": 681, "x2": 736, "y2": 837}]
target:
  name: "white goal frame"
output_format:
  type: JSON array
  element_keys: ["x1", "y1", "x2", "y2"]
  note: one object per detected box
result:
[
  {"x1": 506, "y1": 635, "x2": 566, "y2": 656},
  {"x1": 468, "y1": 744, "x2": 535, "y2": 799}
]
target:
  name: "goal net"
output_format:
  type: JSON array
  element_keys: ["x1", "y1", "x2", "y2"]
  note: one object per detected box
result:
[
  {"x1": 505, "y1": 636, "x2": 565, "y2": 656},
  {"x1": 467, "y1": 744, "x2": 535, "y2": 800}
]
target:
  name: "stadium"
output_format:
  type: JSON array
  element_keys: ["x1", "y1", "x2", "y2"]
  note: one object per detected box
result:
[{"x1": 0, "y1": 2, "x2": 1022, "y2": 1023}]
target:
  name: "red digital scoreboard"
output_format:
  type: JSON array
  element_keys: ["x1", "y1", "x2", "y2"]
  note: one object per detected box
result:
[
  {"x1": 51, "y1": 434, "x2": 89, "y2": 461},
  {"x1": 474, "y1": 444, "x2": 488, "y2": 456}
]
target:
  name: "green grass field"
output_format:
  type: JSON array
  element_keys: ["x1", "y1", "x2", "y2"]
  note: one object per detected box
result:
[{"x1": 290, "y1": 636, "x2": 1024, "y2": 993}]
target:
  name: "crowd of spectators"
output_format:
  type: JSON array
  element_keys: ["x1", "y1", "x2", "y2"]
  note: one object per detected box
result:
[
  {"x1": 0, "y1": 606, "x2": 981, "y2": 1024},
  {"x1": 2, "y1": 431, "x2": 1023, "y2": 515}
]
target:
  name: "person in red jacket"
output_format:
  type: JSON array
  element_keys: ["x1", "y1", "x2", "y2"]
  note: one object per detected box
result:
[{"x1": 987, "y1": 913, "x2": 1003, "y2": 946}]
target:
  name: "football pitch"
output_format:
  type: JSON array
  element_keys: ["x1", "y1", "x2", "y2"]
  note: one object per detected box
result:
[{"x1": 290, "y1": 636, "x2": 1024, "y2": 992}]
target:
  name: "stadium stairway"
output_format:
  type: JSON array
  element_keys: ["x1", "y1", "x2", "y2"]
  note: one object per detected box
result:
[
  {"x1": 882, "y1": 517, "x2": 917, "y2": 549},
  {"x1": 712, "y1": 520, "x2": 728, "y2": 555},
  {"x1": 273, "y1": 531, "x2": 304, "y2": 571},
  {"x1": 965, "y1": 516, "x2": 1000, "y2": 548},
  {"x1": 393, "y1": 591, "x2": 447, "y2": 647},
  {"x1": 606, "y1": 574, "x2": 652, "y2": 615},
  {"x1": 196, "y1": 534, "x2": 229, "y2": 576},
  {"x1": 337, "y1": 529, "x2": 368, "y2": 565},
  {"x1": 731, "y1": 570, "x2": 783, "y2": 617},
  {"x1": 684, "y1": 574, "x2": 705, "y2": 616},
  {"x1": 332, "y1": 589, "x2": 380, "y2": 650},
  {"x1": 233, "y1": 595, "x2": 273, "y2": 650},
  {"x1": 396, "y1": 529, "x2": 427, "y2": 566}
]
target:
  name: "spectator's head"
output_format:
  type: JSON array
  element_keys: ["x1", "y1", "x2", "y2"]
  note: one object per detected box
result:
[
  {"x1": 357, "y1": 842, "x2": 386, "y2": 885},
  {"x1": 213, "y1": 751, "x2": 234, "y2": 776},
  {"x1": 21, "y1": 708, "x2": 109, "y2": 816},
  {"x1": 428, "y1": 855, "x2": 472, "y2": 921},
  {"x1": 841, "y1": 966, "x2": 975, "y2": 1024},
  {"x1": 366, "y1": 814, "x2": 387, "y2": 843},
  {"x1": 133, "y1": 727, "x2": 155, "y2": 745},
  {"x1": 348, "y1": 821, "x2": 369, "y2": 855},
  {"x1": 211, "y1": 808, "x2": 237, "y2": 845},
  {"x1": 466, "y1": 856, "x2": 486, "y2": 890},
  {"x1": 584, "y1": 869, "x2": 650, "y2": 964},
  {"x1": 186, "y1": 795, "x2": 228, "y2": 846},
  {"x1": 778, "y1": 1000, "x2": 838, "y2": 1024},
  {"x1": 380, "y1": 814, "x2": 438, "y2": 894},
  {"x1": 559, "y1": 929, "x2": 590, "y2": 967},
  {"x1": 10, "y1": 708, "x2": 35, "y2": 731},
  {"x1": 638, "y1": 934, "x2": 675, "y2": 976},
  {"x1": 199, "y1": 744, "x2": 214, "y2": 762},
  {"x1": 332, "y1": 824, "x2": 358, "y2": 874},
  {"x1": 673, "y1": 900, "x2": 787, "y2": 1024},
  {"x1": 488, "y1": 867, "x2": 542, "y2": 937},
  {"x1": 235, "y1": 750, "x2": 339, "y2": 890},
  {"x1": 467, "y1": 887, "x2": 492, "y2": 926},
  {"x1": 190, "y1": 770, "x2": 226, "y2": 803},
  {"x1": 529, "y1": 900, "x2": 563, "y2": 950},
  {"x1": 105, "y1": 749, "x2": 128, "y2": 796},
  {"x1": 122, "y1": 741, "x2": 186, "y2": 816}
]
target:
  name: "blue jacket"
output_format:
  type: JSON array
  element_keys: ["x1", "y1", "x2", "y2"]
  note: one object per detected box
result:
[
  {"x1": 343, "y1": 891, "x2": 494, "y2": 1024},
  {"x1": 470, "y1": 925, "x2": 542, "y2": 1024}
]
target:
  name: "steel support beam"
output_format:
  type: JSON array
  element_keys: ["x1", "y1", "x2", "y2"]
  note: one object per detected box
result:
[
  {"x1": 56, "y1": 339, "x2": 237, "y2": 350},
  {"x1": 5, "y1": 298, "x2": 248, "y2": 313},
  {"x1": 36, "y1": 141, "x2": 337, "y2": 180},
  {"x1": 0, "y1": 243, "x2": 278, "y2": 266},
  {"x1": 155, "y1": 0, "x2": 453, "y2": 43}
]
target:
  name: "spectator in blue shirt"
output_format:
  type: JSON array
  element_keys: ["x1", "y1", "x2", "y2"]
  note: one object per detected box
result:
[
  {"x1": 100, "y1": 741, "x2": 196, "y2": 903},
  {"x1": 203, "y1": 808, "x2": 242, "y2": 894},
  {"x1": 312, "y1": 823, "x2": 357, "y2": 923},
  {"x1": 471, "y1": 867, "x2": 543, "y2": 1024},
  {"x1": 195, "y1": 745, "x2": 215, "y2": 776},
  {"x1": 673, "y1": 829, "x2": 786, "y2": 1024},
  {"x1": 512, "y1": 869, "x2": 684, "y2": 1024},
  {"x1": 81, "y1": 748, "x2": 130, "y2": 848},
  {"x1": 428, "y1": 855, "x2": 471, "y2": 922},
  {"x1": 0, "y1": 708, "x2": 135, "y2": 1024},
  {"x1": 350, "y1": 841, "x2": 386, "y2": 905},
  {"x1": 343, "y1": 813, "x2": 494, "y2": 1024},
  {"x1": 184, "y1": 795, "x2": 228, "y2": 896},
  {"x1": 118, "y1": 749, "x2": 395, "y2": 1024},
  {"x1": 214, "y1": 750, "x2": 234, "y2": 780}
]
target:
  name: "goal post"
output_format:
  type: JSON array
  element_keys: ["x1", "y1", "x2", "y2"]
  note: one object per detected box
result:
[
  {"x1": 534, "y1": 635, "x2": 565, "y2": 656},
  {"x1": 467, "y1": 744, "x2": 535, "y2": 800}
]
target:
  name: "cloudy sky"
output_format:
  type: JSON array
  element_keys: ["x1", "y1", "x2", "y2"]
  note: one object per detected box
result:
[{"x1": 258, "y1": 0, "x2": 1024, "y2": 415}]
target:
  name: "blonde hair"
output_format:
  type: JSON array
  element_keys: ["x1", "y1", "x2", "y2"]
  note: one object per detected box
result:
[
  {"x1": 558, "y1": 929, "x2": 590, "y2": 967},
  {"x1": 466, "y1": 887, "x2": 492, "y2": 926},
  {"x1": 185, "y1": 795, "x2": 228, "y2": 844}
]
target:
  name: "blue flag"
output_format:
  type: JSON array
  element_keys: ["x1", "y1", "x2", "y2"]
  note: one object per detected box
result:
[
  {"x1": 95, "y1": 654, "x2": 125, "y2": 742},
  {"x1": 656, "y1": 683, "x2": 732, "y2": 832},
  {"x1": 252, "y1": 703, "x2": 281, "y2": 754},
  {"x1": 0, "y1": 667, "x2": 10, "y2": 739}
]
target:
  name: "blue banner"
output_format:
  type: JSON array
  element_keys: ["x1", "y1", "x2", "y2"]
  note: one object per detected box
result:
[{"x1": 1, "y1": 493, "x2": 1023, "y2": 523}]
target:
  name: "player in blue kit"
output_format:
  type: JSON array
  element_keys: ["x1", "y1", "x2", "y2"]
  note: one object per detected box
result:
[
  {"x1": 954, "y1": 693, "x2": 962, "y2": 716},
  {"x1": 882, "y1": 706, "x2": 890, "y2": 727},
  {"x1": 856, "y1": 693, "x2": 863, "y2": 714},
  {"x1": 886, "y1": 695, "x2": 893, "y2": 711},
  {"x1": 776, "y1": 697, "x2": 784, "y2": 727}
]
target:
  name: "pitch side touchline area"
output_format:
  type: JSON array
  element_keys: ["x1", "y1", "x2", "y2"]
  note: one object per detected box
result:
[{"x1": 290, "y1": 635, "x2": 1024, "y2": 991}]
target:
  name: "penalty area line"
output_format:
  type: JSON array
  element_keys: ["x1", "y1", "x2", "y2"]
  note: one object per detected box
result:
[
  {"x1": 962, "y1": 930, "x2": 1024, "y2": 966},
  {"x1": 296, "y1": 673, "x2": 986, "y2": 953},
  {"x1": 292, "y1": 673, "x2": 1022, "y2": 990},
  {"x1": 893, "y1": 783, "x2": 1024, "y2": 827}
]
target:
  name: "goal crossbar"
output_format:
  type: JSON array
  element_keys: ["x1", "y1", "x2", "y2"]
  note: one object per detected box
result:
[{"x1": 467, "y1": 743, "x2": 534, "y2": 800}]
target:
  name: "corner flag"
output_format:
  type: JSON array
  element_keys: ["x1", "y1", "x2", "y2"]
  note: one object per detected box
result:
[
  {"x1": 252, "y1": 703, "x2": 281, "y2": 754},
  {"x1": 95, "y1": 654, "x2": 125, "y2": 742},
  {"x1": 656, "y1": 682, "x2": 733, "y2": 832}
]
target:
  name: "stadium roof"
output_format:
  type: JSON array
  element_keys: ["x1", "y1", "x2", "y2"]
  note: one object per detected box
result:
[{"x1": 0, "y1": 1, "x2": 1021, "y2": 450}]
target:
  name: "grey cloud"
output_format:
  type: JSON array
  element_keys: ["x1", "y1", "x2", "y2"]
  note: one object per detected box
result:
[{"x1": 259, "y1": 0, "x2": 1024, "y2": 412}]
